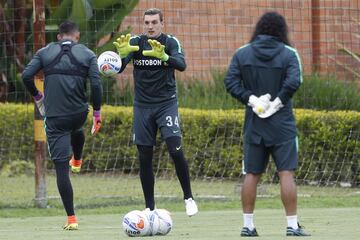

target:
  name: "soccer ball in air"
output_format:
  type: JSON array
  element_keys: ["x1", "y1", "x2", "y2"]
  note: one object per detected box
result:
[
  {"x1": 154, "y1": 209, "x2": 173, "y2": 235},
  {"x1": 97, "y1": 51, "x2": 121, "y2": 76},
  {"x1": 122, "y1": 210, "x2": 150, "y2": 237}
]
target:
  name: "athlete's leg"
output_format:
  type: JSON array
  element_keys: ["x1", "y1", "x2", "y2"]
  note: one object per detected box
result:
[
  {"x1": 165, "y1": 136, "x2": 193, "y2": 199},
  {"x1": 241, "y1": 173, "x2": 261, "y2": 213},
  {"x1": 165, "y1": 136, "x2": 198, "y2": 216},
  {"x1": 241, "y1": 141, "x2": 269, "y2": 232},
  {"x1": 278, "y1": 170, "x2": 297, "y2": 215},
  {"x1": 45, "y1": 116, "x2": 80, "y2": 229},
  {"x1": 71, "y1": 128, "x2": 85, "y2": 160},
  {"x1": 137, "y1": 145, "x2": 155, "y2": 210},
  {"x1": 55, "y1": 160, "x2": 74, "y2": 216}
]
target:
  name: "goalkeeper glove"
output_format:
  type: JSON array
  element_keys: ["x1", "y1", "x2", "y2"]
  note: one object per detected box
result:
[
  {"x1": 248, "y1": 94, "x2": 271, "y2": 116},
  {"x1": 91, "y1": 110, "x2": 101, "y2": 135},
  {"x1": 113, "y1": 34, "x2": 139, "y2": 58},
  {"x1": 33, "y1": 91, "x2": 45, "y2": 117},
  {"x1": 142, "y1": 39, "x2": 169, "y2": 61},
  {"x1": 258, "y1": 97, "x2": 284, "y2": 118}
]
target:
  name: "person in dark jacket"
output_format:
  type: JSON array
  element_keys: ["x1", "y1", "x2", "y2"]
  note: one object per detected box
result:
[
  {"x1": 113, "y1": 8, "x2": 198, "y2": 216},
  {"x1": 22, "y1": 20, "x2": 102, "y2": 230},
  {"x1": 224, "y1": 12, "x2": 310, "y2": 237}
]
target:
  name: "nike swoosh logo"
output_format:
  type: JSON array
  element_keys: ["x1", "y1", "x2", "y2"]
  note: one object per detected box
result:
[
  {"x1": 176, "y1": 146, "x2": 182, "y2": 150},
  {"x1": 173, "y1": 130, "x2": 179, "y2": 133}
]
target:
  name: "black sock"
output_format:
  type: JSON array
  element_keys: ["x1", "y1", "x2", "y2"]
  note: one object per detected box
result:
[
  {"x1": 137, "y1": 145, "x2": 155, "y2": 210},
  {"x1": 71, "y1": 129, "x2": 85, "y2": 160},
  {"x1": 55, "y1": 161, "x2": 74, "y2": 216},
  {"x1": 166, "y1": 136, "x2": 193, "y2": 200}
]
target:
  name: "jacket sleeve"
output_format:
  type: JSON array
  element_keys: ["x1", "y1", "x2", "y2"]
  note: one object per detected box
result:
[
  {"x1": 22, "y1": 51, "x2": 43, "y2": 96},
  {"x1": 277, "y1": 48, "x2": 302, "y2": 104},
  {"x1": 224, "y1": 52, "x2": 252, "y2": 105},
  {"x1": 165, "y1": 36, "x2": 186, "y2": 72},
  {"x1": 88, "y1": 54, "x2": 103, "y2": 111}
]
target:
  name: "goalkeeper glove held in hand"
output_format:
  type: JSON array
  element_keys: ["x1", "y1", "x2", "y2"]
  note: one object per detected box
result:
[
  {"x1": 33, "y1": 91, "x2": 45, "y2": 117},
  {"x1": 142, "y1": 39, "x2": 169, "y2": 61},
  {"x1": 258, "y1": 97, "x2": 284, "y2": 118},
  {"x1": 248, "y1": 94, "x2": 271, "y2": 116},
  {"x1": 113, "y1": 34, "x2": 139, "y2": 58},
  {"x1": 91, "y1": 110, "x2": 101, "y2": 135}
]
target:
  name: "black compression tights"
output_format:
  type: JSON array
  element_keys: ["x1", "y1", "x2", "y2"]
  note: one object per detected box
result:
[
  {"x1": 54, "y1": 161, "x2": 74, "y2": 216},
  {"x1": 71, "y1": 129, "x2": 85, "y2": 160},
  {"x1": 166, "y1": 136, "x2": 193, "y2": 200},
  {"x1": 137, "y1": 145, "x2": 155, "y2": 210},
  {"x1": 137, "y1": 136, "x2": 193, "y2": 210}
]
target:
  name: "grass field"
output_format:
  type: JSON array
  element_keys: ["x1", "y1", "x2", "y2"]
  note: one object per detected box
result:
[
  {"x1": 1, "y1": 208, "x2": 360, "y2": 239},
  {"x1": 1, "y1": 175, "x2": 360, "y2": 239}
]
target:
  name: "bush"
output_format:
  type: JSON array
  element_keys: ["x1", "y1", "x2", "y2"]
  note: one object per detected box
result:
[
  {"x1": 1, "y1": 160, "x2": 34, "y2": 177},
  {"x1": 1, "y1": 103, "x2": 359, "y2": 185},
  {"x1": 179, "y1": 72, "x2": 360, "y2": 111}
]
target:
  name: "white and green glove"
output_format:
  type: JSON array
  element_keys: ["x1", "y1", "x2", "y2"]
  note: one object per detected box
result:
[
  {"x1": 113, "y1": 34, "x2": 139, "y2": 58},
  {"x1": 248, "y1": 94, "x2": 271, "y2": 116},
  {"x1": 142, "y1": 39, "x2": 169, "y2": 61},
  {"x1": 258, "y1": 97, "x2": 284, "y2": 118}
]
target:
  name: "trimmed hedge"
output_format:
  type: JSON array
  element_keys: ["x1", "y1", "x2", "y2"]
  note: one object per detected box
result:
[{"x1": 0, "y1": 103, "x2": 359, "y2": 185}]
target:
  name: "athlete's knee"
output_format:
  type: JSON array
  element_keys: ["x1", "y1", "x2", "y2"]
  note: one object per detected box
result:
[{"x1": 166, "y1": 136, "x2": 182, "y2": 154}]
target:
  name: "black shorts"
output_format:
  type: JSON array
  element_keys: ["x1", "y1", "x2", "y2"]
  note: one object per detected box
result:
[
  {"x1": 133, "y1": 102, "x2": 182, "y2": 146},
  {"x1": 243, "y1": 137, "x2": 298, "y2": 174},
  {"x1": 45, "y1": 111, "x2": 88, "y2": 162}
]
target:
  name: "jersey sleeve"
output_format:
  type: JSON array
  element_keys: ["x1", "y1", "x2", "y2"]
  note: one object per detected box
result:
[
  {"x1": 165, "y1": 36, "x2": 186, "y2": 71},
  {"x1": 22, "y1": 49, "x2": 44, "y2": 96},
  {"x1": 87, "y1": 52, "x2": 103, "y2": 111}
]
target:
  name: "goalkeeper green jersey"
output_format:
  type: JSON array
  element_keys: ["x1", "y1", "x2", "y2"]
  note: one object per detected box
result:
[
  {"x1": 119, "y1": 33, "x2": 186, "y2": 107},
  {"x1": 22, "y1": 40, "x2": 102, "y2": 117}
]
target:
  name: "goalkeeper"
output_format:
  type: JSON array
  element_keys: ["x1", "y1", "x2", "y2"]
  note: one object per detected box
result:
[
  {"x1": 224, "y1": 12, "x2": 310, "y2": 237},
  {"x1": 22, "y1": 20, "x2": 102, "y2": 230},
  {"x1": 113, "y1": 8, "x2": 198, "y2": 216}
]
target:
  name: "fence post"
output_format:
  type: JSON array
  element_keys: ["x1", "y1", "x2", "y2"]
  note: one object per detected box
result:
[{"x1": 33, "y1": 0, "x2": 47, "y2": 208}]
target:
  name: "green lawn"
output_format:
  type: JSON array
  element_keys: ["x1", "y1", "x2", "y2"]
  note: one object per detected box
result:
[
  {"x1": 1, "y1": 175, "x2": 360, "y2": 239},
  {"x1": 1, "y1": 208, "x2": 360, "y2": 240}
]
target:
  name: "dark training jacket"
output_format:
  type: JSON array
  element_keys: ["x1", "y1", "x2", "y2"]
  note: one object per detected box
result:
[
  {"x1": 224, "y1": 35, "x2": 302, "y2": 145},
  {"x1": 22, "y1": 40, "x2": 102, "y2": 117},
  {"x1": 119, "y1": 33, "x2": 186, "y2": 107}
]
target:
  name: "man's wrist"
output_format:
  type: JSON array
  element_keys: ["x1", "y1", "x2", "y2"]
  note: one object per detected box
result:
[
  {"x1": 161, "y1": 53, "x2": 169, "y2": 62},
  {"x1": 93, "y1": 110, "x2": 101, "y2": 117},
  {"x1": 33, "y1": 91, "x2": 43, "y2": 101}
]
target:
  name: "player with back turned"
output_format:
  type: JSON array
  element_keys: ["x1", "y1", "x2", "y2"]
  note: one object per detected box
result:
[
  {"x1": 224, "y1": 12, "x2": 311, "y2": 237},
  {"x1": 113, "y1": 8, "x2": 198, "y2": 216},
  {"x1": 22, "y1": 20, "x2": 102, "y2": 230}
]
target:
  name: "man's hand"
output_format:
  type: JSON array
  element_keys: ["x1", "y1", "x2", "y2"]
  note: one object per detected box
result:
[
  {"x1": 142, "y1": 39, "x2": 169, "y2": 61},
  {"x1": 248, "y1": 94, "x2": 271, "y2": 115},
  {"x1": 91, "y1": 110, "x2": 102, "y2": 135},
  {"x1": 33, "y1": 92, "x2": 45, "y2": 117},
  {"x1": 258, "y1": 97, "x2": 284, "y2": 118},
  {"x1": 113, "y1": 34, "x2": 139, "y2": 58}
]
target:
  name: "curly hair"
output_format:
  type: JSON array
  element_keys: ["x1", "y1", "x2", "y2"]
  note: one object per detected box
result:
[{"x1": 250, "y1": 11, "x2": 291, "y2": 46}]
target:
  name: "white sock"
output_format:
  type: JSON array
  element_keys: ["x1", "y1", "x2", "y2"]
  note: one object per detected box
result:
[
  {"x1": 243, "y1": 213, "x2": 255, "y2": 230},
  {"x1": 287, "y1": 215, "x2": 298, "y2": 229}
]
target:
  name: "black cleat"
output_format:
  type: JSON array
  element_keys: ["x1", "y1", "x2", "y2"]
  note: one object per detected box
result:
[
  {"x1": 241, "y1": 227, "x2": 259, "y2": 237},
  {"x1": 286, "y1": 223, "x2": 311, "y2": 236}
]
